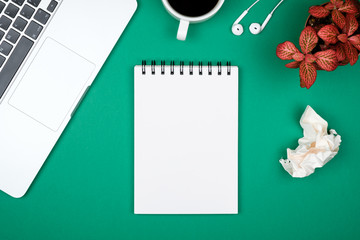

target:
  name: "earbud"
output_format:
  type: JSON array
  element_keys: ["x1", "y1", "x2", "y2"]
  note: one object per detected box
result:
[
  {"x1": 232, "y1": 24, "x2": 244, "y2": 36},
  {"x1": 249, "y1": 0, "x2": 284, "y2": 35},
  {"x1": 249, "y1": 13, "x2": 272, "y2": 34},
  {"x1": 249, "y1": 23, "x2": 261, "y2": 35},
  {"x1": 231, "y1": 10, "x2": 248, "y2": 36}
]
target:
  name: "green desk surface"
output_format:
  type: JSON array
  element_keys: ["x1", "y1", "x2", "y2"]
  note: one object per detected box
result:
[{"x1": 1, "y1": 0, "x2": 360, "y2": 239}]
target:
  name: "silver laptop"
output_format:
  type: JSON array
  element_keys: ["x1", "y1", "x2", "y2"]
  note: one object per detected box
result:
[{"x1": 0, "y1": 0, "x2": 137, "y2": 198}]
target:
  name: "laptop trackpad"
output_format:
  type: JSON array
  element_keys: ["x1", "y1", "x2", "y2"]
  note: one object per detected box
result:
[{"x1": 9, "y1": 38, "x2": 95, "y2": 131}]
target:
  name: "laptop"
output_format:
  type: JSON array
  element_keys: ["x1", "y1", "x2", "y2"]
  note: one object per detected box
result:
[{"x1": 0, "y1": 0, "x2": 137, "y2": 198}]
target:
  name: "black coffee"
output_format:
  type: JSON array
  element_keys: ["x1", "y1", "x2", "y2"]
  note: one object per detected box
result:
[{"x1": 168, "y1": 0, "x2": 219, "y2": 17}]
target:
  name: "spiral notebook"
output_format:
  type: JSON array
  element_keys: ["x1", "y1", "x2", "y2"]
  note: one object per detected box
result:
[{"x1": 134, "y1": 61, "x2": 238, "y2": 214}]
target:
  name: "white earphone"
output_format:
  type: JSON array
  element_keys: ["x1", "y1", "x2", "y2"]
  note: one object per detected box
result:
[
  {"x1": 232, "y1": 0, "x2": 259, "y2": 36},
  {"x1": 232, "y1": 0, "x2": 284, "y2": 36}
]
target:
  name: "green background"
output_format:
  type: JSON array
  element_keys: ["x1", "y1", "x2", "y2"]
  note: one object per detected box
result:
[{"x1": 1, "y1": 0, "x2": 360, "y2": 239}]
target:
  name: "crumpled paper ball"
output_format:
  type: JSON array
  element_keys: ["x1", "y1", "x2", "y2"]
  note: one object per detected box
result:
[{"x1": 280, "y1": 106, "x2": 342, "y2": 178}]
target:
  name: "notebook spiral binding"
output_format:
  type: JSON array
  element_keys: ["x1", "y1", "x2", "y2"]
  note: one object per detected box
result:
[{"x1": 141, "y1": 61, "x2": 232, "y2": 76}]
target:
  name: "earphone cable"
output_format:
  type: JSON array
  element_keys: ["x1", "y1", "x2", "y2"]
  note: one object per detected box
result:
[
  {"x1": 247, "y1": 0, "x2": 260, "y2": 11},
  {"x1": 271, "y1": 0, "x2": 284, "y2": 14}
]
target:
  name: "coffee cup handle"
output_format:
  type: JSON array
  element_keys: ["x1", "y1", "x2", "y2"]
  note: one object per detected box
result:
[{"x1": 177, "y1": 19, "x2": 189, "y2": 41}]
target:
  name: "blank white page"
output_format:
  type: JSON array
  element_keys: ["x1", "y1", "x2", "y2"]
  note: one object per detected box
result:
[{"x1": 134, "y1": 64, "x2": 238, "y2": 214}]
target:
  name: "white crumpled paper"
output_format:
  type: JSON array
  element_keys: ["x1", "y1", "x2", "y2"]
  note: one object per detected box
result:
[{"x1": 280, "y1": 106, "x2": 342, "y2": 178}]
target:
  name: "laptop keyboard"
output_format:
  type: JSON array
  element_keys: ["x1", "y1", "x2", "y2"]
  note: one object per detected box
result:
[{"x1": 0, "y1": 0, "x2": 59, "y2": 99}]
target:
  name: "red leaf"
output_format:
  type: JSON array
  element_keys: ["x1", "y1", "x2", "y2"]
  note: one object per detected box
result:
[
  {"x1": 318, "y1": 25, "x2": 340, "y2": 44},
  {"x1": 344, "y1": 14, "x2": 358, "y2": 36},
  {"x1": 293, "y1": 53, "x2": 305, "y2": 61},
  {"x1": 332, "y1": 10, "x2": 346, "y2": 29},
  {"x1": 276, "y1": 41, "x2": 300, "y2": 60},
  {"x1": 313, "y1": 62, "x2": 324, "y2": 70},
  {"x1": 305, "y1": 54, "x2": 317, "y2": 63},
  {"x1": 314, "y1": 49, "x2": 338, "y2": 71},
  {"x1": 336, "y1": 43, "x2": 347, "y2": 61},
  {"x1": 285, "y1": 61, "x2": 301, "y2": 68},
  {"x1": 337, "y1": 33, "x2": 348, "y2": 43},
  {"x1": 325, "y1": 3, "x2": 335, "y2": 10},
  {"x1": 339, "y1": 0, "x2": 359, "y2": 14},
  {"x1": 353, "y1": 44, "x2": 360, "y2": 51},
  {"x1": 339, "y1": 59, "x2": 350, "y2": 66},
  {"x1": 309, "y1": 6, "x2": 330, "y2": 18},
  {"x1": 349, "y1": 34, "x2": 360, "y2": 45},
  {"x1": 300, "y1": 27, "x2": 319, "y2": 54},
  {"x1": 299, "y1": 62, "x2": 317, "y2": 89},
  {"x1": 331, "y1": 0, "x2": 343, "y2": 8},
  {"x1": 300, "y1": 79, "x2": 306, "y2": 88},
  {"x1": 344, "y1": 42, "x2": 359, "y2": 65}
]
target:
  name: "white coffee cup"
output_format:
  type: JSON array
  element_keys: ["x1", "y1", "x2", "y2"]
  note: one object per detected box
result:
[{"x1": 162, "y1": 0, "x2": 225, "y2": 41}]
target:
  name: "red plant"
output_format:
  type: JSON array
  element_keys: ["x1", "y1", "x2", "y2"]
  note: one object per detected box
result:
[
  {"x1": 318, "y1": 14, "x2": 360, "y2": 65},
  {"x1": 276, "y1": 0, "x2": 360, "y2": 89},
  {"x1": 309, "y1": 0, "x2": 358, "y2": 28},
  {"x1": 276, "y1": 27, "x2": 338, "y2": 88}
]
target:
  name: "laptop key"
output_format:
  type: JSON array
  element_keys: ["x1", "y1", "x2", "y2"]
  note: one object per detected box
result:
[
  {"x1": 5, "y1": 3, "x2": 19, "y2": 18},
  {"x1": 0, "y1": 55, "x2": 5, "y2": 68},
  {"x1": 25, "y1": 20, "x2": 42, "y2": 40},
  {"x1": 13, "y1": 16, "x2": 27, "y2": 31},
  {"x1": 0, "y1": 15, "x2": 12, "y2": 30},
  {"x1": 20, "y1": 4, "x2": 35, "y2": 19},
  {"x1": 12, "y1": 0, "x2": 25, "y2": 6},
  {"x1": 34, "y1": 9, "x2": 50, "y2": 25},
  {"x1": 0, "y1": 30, "x2": 5, "y2": 41},
  {"x1": 0, "y1": 36, "x2": 33, "y2": 99},
  {"x1": 0, "y1": 41, "x2": 13, "y2": 55},
  {"x1": 27, "y1": 0, "x2": 40, "y2": 7},
  {"x1": 0, "y1": 2, "x2": 5, "y2": 13},
  {"x1": 47, "y1": 0, "x2": 57, "y2": 12},
  {"x1": 6, "y1": 29, "x2": 20, "y2": 43}
]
